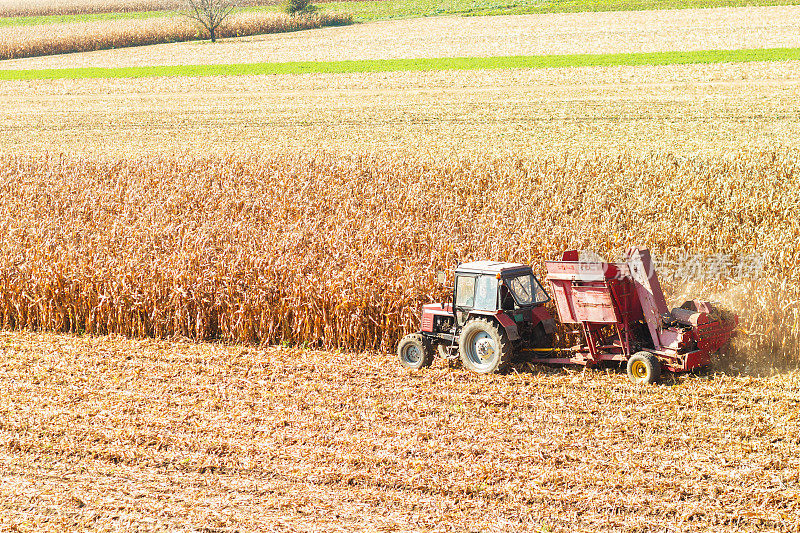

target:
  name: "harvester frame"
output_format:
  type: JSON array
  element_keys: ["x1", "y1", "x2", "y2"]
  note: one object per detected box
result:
[{"x1": 540, "y1": 247, "x2": 738, "y2": 382}]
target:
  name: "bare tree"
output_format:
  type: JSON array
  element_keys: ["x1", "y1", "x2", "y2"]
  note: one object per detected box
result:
[{"x1": 182, "y1": 0, "x2": 238, "y2": 43}]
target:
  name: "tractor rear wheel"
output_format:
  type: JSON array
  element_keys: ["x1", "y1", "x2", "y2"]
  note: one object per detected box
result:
[
  {"x1": 458, "y1": 318, "x2": 512, "y2": 374},
  {"x1": 397, "y1": 333, "x2": 433, "y2": 370},
  {"x1": 626, "y1": 352, "x2": 661, "y2": 384}
]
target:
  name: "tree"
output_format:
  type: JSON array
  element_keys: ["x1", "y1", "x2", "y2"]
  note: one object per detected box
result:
[
  {"x1": 285, "y1": 0, "x2": 316, "y2": 17},
  {"x1": 182, "y1": 0, "x2": 238, "y2": 43}
]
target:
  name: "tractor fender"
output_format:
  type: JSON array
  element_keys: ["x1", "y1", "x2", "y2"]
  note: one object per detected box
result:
[
  {"x1": 531, "y1": 306, "x2": 557, "y2": 334},
  {"x1": 493, "y1": 311, "x2": 520, "y2": 341}
]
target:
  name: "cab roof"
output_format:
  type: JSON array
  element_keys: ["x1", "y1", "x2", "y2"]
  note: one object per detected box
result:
[{"x1": 455, "y1": 261, "x2": 531, "y2": 275}]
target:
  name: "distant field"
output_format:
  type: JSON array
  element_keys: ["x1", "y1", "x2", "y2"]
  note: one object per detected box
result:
[
  {"x1": 324, "y1": 0, "x2": 800, "y2": 21},
  {"x1": 0, "y1": 11, "x2": 351, "y2": 61},
  {"x1": 0, "y1": 0, "x2": 279, "y2": 18},
  {"x1": 1, "y1": 331, "x2": 798, "y2": 531},
  {"x1": 5, "y1": 6, "x2": 800, "y2": 70},
  {"x1": 0, "y1": 10, "x2": 166, "y2": 27},
  {"x1": 3, "y1": 0, "x2": 800, "y2": 24},
  {"x1": 2, "y1": 61, "x2": 799, "y2": 158}
]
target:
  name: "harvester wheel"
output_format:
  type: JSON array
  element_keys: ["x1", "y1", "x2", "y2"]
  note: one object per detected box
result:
[
  {"x1": 397, "y1": 334, "x2": 433, "y2": 370},
  {"x1": 626, "y1": 352, "x2": 661, "y2": 385},
  {"x1": 458, "y1": 318, "x2": 512, "y2": 374}
]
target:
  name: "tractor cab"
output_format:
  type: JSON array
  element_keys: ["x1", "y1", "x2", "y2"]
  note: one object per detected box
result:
[
  {"x1": 454, "y1": 261, "x2": 549, "y2": 316},
  {"x1": 398, "y1": 261, "x2": 556, "y2": 373}
]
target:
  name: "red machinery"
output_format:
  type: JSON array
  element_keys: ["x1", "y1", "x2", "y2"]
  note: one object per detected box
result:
[
  {"x1": 541, "y1": 247, "x2": 738, "y2": 383},
  {"x1": 397, "y1": 247, "x2": 738, "y2": 384},
  {"x1": 397, "y1": 261, "x2": 555, "y2": 374}
]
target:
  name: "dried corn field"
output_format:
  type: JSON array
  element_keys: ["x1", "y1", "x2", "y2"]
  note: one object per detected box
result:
[
  {"x1": 0, "y1": 151, "x2": 797, "y2": 368},
  {"x1": 1, "y1": 6, "x2": 800, "y2": 529},
  {"x1": 0, "y1": 0, "x2": 280, "y2": 17},
  {"x1": 0, "y1": 11, "x2": 351, "y2": 60},
  {"x1": 1, "y1": 331, "x2": 799, "y2": 531}
]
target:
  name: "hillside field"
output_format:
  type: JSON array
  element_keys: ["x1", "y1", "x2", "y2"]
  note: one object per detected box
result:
[
  {"x1": 4, "y1": 61, "x2": 800, "y2": 158},
  {"x1": 1, "y1": 4, "x2": 800, "y2": 532},
  {"x1": 5, "y1": 6, "x2": 800, "y2": 69}
]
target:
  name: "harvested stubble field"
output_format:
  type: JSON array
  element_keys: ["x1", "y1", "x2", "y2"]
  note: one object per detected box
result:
[
  {"x1": 0, "y1": 150, "x2": 797, "y2": 369},
  {"x1": 1, "y1": 331, "x2": 799, "y2": 531},
  {"x1": 3, "y1": 61, "x2": 800, "y2": 158},
  {"x1": 4, "y1": 6, "x2": 800, "y2": 69}
]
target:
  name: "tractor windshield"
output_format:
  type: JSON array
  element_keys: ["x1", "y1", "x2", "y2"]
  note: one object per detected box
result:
[{"x1": 505, "y1": 273, "x2": 549, "y2": 306}]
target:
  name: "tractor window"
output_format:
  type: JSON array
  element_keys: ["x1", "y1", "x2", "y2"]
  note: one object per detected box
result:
[
  {"x1": 473, "y1": 275, "x2": 498, "y2": 310},
  {"x1": 455, "y1": 276, "x2": 476, "y2": 308},
  {"x1": 506, "y1": 273, "x2": 549, "y2": 306}
]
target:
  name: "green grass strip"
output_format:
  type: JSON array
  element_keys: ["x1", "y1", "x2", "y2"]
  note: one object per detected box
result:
[
  {"x1": 2, "y1": 48, "x2": 799, "y2": 80},
  {"x1": 321, "y1": 0, "x2": 800, "y2": 22},
  {"x1": 0, "y1": 10, "x2": 172, "y2": 27}
]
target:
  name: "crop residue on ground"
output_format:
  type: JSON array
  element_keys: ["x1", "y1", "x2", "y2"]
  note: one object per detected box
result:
[{"x1": 0, "y1": 331, "x2": 798, "y2": 531}]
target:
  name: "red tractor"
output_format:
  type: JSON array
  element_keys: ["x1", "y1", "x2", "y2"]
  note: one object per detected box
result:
[
  {"x1": 397, "y1": 248, "x2": 738, "y2": 384},
  {"x1": 397, "y1": 260, "x2": 557, "y2": 374}
]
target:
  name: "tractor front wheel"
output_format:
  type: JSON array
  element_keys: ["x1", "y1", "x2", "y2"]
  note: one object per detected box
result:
[
  {"x1": 458, "y1": 318, "x2": 512, "y2": 374},
  {"x1": 397, "y1": 333, "x2": 433, "y2": 370},
  {"x1": 626, "y1": 352, "x2": 661, "y2": 384}
]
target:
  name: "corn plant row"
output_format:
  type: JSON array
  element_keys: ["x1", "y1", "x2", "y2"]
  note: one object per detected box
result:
[
  {"x1": 0, "y1": 151, "x2": 796, "y2": 365},
  {"x1": 0, "y1": 0, "x2": 281, "y2": 18},
  {"x1": 0, "y1": 11, "x2": 351, "y2": 60}
]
